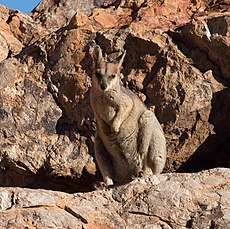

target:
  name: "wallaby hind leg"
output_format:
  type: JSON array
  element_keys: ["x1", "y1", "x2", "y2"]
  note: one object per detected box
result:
[
  {"x1": 138, "y1": 110, "x2": 167, "y2": 175},
  {"x1": 94, "y1": 132, "x2": 114, "y2": 186}
]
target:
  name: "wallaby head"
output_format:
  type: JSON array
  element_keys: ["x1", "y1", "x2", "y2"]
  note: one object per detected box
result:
[{"x1": 92, "y1": 46, "x2": 126, "y2": 92}]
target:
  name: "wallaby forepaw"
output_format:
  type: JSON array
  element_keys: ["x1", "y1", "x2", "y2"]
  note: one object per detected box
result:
[
  {"x1": 93, "y1": 177, "x2": 114, "y2": 190},
  {"x1": 111, "y1": 124, "x2": 120, "y2": 134}
]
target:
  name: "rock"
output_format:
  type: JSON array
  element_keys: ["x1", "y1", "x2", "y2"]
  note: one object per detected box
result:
[
  {"x1": 0, "y1": 5, "x2": 23, "y2": 61},
  {"x1": 0, "y1": 0, "x2": 229, "y2": 193},
  {"x1": 0, "y1": 4, "x2": 48, "y2": 61},
  {"x1": 31, "y1": 0, "x2": 95, "y2": 31},
  {"x1": 0, "y1": 168, "x2": 229, "y2": 228},
  {"x1": 167, "y1": 12, "x2": 230, "y2": 171},
  {"x1": 0, "y1": 58, "x2": 96, "y2": 192},
  {"x1": 7, "y1": 10, "x2": 48, "y2": 46},
  {"x1": 0, "y1": 0, "x2": 229, "y2": 227},
  {"x1": 179, "y1": 87, "x2": 230, "y2": 172},
  {"x1": 170, "y1": 12, "x2": 230, "y2": 80}
]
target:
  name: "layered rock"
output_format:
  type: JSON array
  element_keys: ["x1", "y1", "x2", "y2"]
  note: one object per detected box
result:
[
  {"x1": 0, "y1": 0, "x2": 229, "y2": 192},
  {"x1": 0, "y1": 168, "x2": 229, "y2": 228}
]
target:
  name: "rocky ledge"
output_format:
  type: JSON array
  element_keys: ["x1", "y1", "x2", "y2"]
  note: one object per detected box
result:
[{"x1": 0, "y1": 168, "x2": 229, "y2": 228}]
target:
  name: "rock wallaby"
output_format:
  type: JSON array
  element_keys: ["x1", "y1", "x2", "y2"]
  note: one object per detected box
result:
[{"x1": 90, "y1": 46, "x2": 167, "y2": 187}]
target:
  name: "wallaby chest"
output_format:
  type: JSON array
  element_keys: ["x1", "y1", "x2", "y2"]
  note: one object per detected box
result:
[
  {"x1": 95, "y1": 91, "x2": 116, "y2": 124},
  {"x1": 92, "y1": 89, "x2": 133, "y2": 126}
]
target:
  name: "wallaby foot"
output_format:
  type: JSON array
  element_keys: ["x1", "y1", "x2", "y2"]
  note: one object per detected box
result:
[
  {"x1": 93, "y1": 180, "x2": 113, "y2": 190},
  {"x1": 104, "y1": 176, "x2": 114, "y2": 186},
  {"x1": 130, "y1": 169, "x2": 144, "y2": 180}
]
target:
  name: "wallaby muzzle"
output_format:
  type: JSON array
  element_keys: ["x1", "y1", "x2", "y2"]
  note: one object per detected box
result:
[{"x1": 100, "y1": 82, "x2": 107, "y2": 91}]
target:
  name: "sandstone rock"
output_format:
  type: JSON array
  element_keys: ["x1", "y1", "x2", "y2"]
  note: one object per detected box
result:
[
  {"x1": 0, "y1": 0, "x2": 229, "y2": 193},
  {"x1": 0, "y1": 4, "x2": 48, "y2": 61},
  {"x1": 167, "y1": 13, "x2": 230, "y2": 171},
  {"x1": 0, "y1": 4, "x2": 23, "y2": 61},
  {"x1": 179, "y1": 87, "x2": 230, "y2": 172},
  {"x1": 0, "y1": 58, "x2": 96, "y2": 191},
  {"x1": 0, "y1": 168, "x2": 229, "y2": 228},
  {"x1": 7, "y1": 10, "x2": 48, "y2": 46},
  {"x1": 170, "y1": 12, "x2": 230, "y2": 80},
  {"x1": 0, "y1": 33, "x2": 9, "y2": 61},
  {"x1": 31, "y1": 0, "x2": 95, "y2": 31}
]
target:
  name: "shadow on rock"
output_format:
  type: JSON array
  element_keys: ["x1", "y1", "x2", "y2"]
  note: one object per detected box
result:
[
  {"x1": 178, "y1": 88, "x2": 230, "y2": 172},
  {"x1": 0, "y1": 157, "x2": 97, "y2": 193}
]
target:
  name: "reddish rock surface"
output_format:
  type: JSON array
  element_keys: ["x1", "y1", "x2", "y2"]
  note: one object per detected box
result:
[
  {"x1": 0, "y1": 0, "x2": 229, "y2": 192},
  {"x1": 0, "y1": 4, "x2": 48, "y2": 61},
  {"x1": 0, "y1": 0, "x2": 229, "y2": 227}
]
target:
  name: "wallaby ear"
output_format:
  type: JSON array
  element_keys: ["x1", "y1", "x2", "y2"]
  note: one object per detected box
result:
[
  {"x1": 92, "y1": 45, "x2": 103, "y2": 67},
  {"x1": 118, "y1": 50, "x2": 126, "y2": 70}
]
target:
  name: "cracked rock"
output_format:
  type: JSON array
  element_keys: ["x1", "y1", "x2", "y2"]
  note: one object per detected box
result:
[{"x1": 0, "y1": 168, "x2": 229, "y2": 228}]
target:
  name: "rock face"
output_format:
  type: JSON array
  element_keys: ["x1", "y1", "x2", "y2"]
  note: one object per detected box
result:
[
  {"x1": 31, "y1": 0, "x2": 95, "y2": 31},
  {"x1": 0, "y1": 0, "x2": 229, "y2": 227},
  {"x1": 0, "y1": 168, "x2": 229, "y2": 228},
  {"x1": 0, "y1": 4, "x2": 48, "y2": 61},
  {"x1": 0, "y1": 0, "x2": 229, "y2": 193}
]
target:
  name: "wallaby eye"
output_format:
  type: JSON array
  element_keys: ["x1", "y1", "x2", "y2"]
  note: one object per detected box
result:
[
  {"x1": 95, "y1": 72, "x2": 102, "y2": 79},
  {"x1": 110, "y1": 75, "x2": 116, "y2": 79}
]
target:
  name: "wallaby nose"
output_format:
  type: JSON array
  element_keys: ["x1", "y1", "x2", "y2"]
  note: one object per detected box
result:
[{"x1": 100, "y1": 82, "x2": 107, "y2": 91}]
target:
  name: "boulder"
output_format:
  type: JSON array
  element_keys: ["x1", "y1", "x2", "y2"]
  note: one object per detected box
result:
[
  {"x1": 0, "y1": 4, "x2": 48, "y2": 61},
  {"x1": 0, "y1": 58, "x2": 96, "y2": 191},
  {"x1": 31, "y1": 0, "x2": 95, "y2": 31}
]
